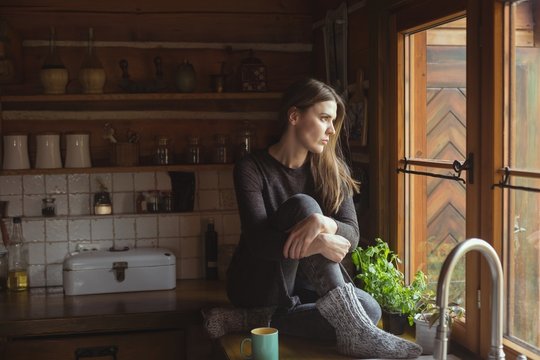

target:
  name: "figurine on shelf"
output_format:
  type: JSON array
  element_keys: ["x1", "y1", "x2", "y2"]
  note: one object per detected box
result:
[{"x1": 239, "y1": 49, "x2": 267, "y2": 92}]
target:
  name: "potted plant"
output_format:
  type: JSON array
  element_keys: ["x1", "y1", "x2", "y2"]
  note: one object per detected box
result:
[
  {"x1": 414, "y1": 290, "x2": 465, "y2": 354},
  {"x1": 351, "y1": 238, "x2": 427, "y2": 335}
]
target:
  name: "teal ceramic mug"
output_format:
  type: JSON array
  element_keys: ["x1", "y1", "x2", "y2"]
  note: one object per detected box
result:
[{"x1": 240, "y1": 327, "x2": 279, "y2": 360}]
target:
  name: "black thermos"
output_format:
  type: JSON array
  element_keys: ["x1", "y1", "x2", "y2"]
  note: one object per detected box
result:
[{"x1": 205, "y1": 218, "x2": 218, "y2": 280}]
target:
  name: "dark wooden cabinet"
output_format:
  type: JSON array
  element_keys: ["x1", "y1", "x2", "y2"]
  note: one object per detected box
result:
[{"x1": 4, "y1": 330, "x2": 185, "y2": 360}]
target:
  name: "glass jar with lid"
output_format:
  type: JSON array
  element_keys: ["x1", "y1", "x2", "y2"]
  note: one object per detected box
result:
[
  {"x1": 213, "y1": 134, "x2": 231, "y2": 163},
  {"x1": 187, "y1": 136, "x2": 201, "y2": 164},
  {"x1": 155, "y1": 136, "x2": 172, "y2": 165}
]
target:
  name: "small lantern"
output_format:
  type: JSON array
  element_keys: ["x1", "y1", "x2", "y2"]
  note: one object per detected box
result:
[{"x1": 239, "y1": 50, "x2": 267, "y2": 92}]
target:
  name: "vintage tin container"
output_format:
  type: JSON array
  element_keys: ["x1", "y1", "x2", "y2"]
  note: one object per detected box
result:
[{"x1": 63, "y1": 247, "x2": 176, "y2": 296}]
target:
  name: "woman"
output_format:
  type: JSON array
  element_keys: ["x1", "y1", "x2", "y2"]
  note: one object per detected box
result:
[{"x1": 204, "y1": 78, "x2": 421, "y2": 359}]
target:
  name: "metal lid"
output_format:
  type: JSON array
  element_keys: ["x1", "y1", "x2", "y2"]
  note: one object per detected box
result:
[{"x1": 63, "y1": 247, "x2": 176, "y2": 271}]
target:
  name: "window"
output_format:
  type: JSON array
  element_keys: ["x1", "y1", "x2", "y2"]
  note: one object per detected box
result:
[
  {"x1": 503, "y1": 0, "x2": 540, "y2": 354},
  {"x1": 403, "y1": 18, "x2": 468, "y2": 304}
]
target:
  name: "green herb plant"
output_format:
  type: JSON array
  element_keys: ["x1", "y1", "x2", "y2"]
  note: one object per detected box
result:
[
  {"x1": 351, "y1": 238, "x2": 427, "y2": 326},
  {"x1": 415, "y1": 290, "x2": 465, "y2": 328}
]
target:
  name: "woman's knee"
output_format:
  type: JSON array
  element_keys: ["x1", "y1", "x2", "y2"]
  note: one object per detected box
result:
[
  {"x1": 272, "y1": 194, "x2": 323, "y2": 231},
  {"x1": 282, "y1": 194, "x2": 322, "y2": 215}
]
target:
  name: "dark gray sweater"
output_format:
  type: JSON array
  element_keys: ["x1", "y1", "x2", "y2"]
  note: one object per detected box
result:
[{"x1": 226, "y1": 149, "x2": 359, "y2": 308}]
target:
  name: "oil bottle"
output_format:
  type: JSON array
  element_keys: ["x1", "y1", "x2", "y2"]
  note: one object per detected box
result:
[{"x1": 7, "y1": 217, "x2": 28, "y2": 291}]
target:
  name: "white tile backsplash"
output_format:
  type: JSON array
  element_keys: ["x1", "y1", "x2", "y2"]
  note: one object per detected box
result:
[
  {"x1": 46, "y1": 241, "x2": 68, "y2": 264},
  {"x1": 28, "y1": 264, "x2": 46, "y2": 287},
  {"x1": 218, "y1": 170, "x2": 234, "y2": 189},
  {"x1": 23, "y1": 175, "x2": 45, "y2": 195},
  {"x1": 112, "y1": 173, "x2": 134, "y2": 192},
  {"x1": 0, "y1": 176, "x2": 22, "y2": 195},
  {"x1": 23, "y1": 195, "x2": 44, "y2": 217},
  {"x1": 112, "y1": 192, "x2": 134, "y2": 214},
  {"x1": 198, "y1": 190, "x2": 220, "y2": 210},
  {"x1": 157, "y1": 237, "x2": 180, "y2": 254},
  {"x1": 67, "y1": 174, "x2": 90, "y2": 193},
  {"x1": 223, "y1": 213, "x2": 241, "y2": 235},
  {"x1": 136, "y1": 238, "x2": 157, "y2": 248},
  {"x1": 136, "y1": 216, "x2": 158, "y2": 238},
  {"x1": 134, "y1": 172, "x2": 155, "y2": 191},
  {"x1": 68, "y1": 219, "x2": 91, "y2": 240},
  {"x1": 180, "y1": 214, "x2": 201, "y2": 237},
  {"x1": 90, "y1": 173, "x2": 112, "y2": 193},
  {"x1": 45, "y1": 219, "x2": 68, "y2": 242},
  {"x1": 68, "y1": 194, "x2": 91, "y2": 216},
  {"x1": 156, "y1": 172, "x2": 171, "y2": 190},
  {"x1": 198, "y1": 171, "x2": 219, "y2": 189},
  {"x1": 45, "y1": 175, "x2": 67, "y2": 194},
  {"x1": 180, "y1": 236, "x2": 202, "y2": 258},
  {"x1": 91, "y1": 217, "x2": 114, "y2": 240},
  {"x1": 158, "y1": 214, "x2": 180, "y2": 238},
  {"x1": 22, "y1": 219, "x2": 45, "y2": 242},
  {"x1": 54, "y1": 194, "x2": 69, "y2": 216},
  {"x1": 28, "y1": 242, "x2": 45, "y2": 264},
  {"x1": 114, "y1": 217, "x2": 136, "y2": 239},
  {"x1": 46, "y1": 263, "x2": 63, "y2": 286},
  {"x1": 2, "y1": 168, "x2": 238, "y2": 287},
  {"x1": 1, "y1": 195, "x2": 22, "y2": 217}
]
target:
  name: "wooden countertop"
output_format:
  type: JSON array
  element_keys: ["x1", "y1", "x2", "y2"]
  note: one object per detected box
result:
[{"x1": 0, "y1": 280, "x2": 229, "y2": 338}]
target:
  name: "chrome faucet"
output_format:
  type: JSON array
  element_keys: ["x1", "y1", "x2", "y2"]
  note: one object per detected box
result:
[{"x1": 434, "y1": 238, "x2": 505, "y2": 360}]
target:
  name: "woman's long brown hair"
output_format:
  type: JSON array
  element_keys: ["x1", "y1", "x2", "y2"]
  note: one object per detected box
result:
[{"x1": 278, "y1": 78, "x2": 360, "y2": 214}]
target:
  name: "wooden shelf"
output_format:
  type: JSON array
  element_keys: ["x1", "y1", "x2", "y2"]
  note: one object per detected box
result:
[
  {"x1": 0, "y1": 92, "x2": 282, "y2": 103},
  {"x1": 0, "y1": 163, "x2": 234, "y2": 176}
]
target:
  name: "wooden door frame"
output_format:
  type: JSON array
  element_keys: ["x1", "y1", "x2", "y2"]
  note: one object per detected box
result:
[{"x1": 375, "y1": 0, "x2": 480, "y2": 355}]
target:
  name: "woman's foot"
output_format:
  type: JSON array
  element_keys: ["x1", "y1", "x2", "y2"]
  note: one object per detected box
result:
[
  {"x1": 316, "y1": 283, "x2": 422, "y2": 359},
  {"x1": 201, "y1": 306, "x2": 276, "y2": 339}
]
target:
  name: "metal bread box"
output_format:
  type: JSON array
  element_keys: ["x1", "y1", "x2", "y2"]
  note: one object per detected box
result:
[{"x1": 63, "y1": 247, "x2": 176, "y2": 296}]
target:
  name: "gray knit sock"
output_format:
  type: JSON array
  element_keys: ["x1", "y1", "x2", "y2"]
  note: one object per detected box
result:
[
  {"x1": 317, "y1": 283, "x2": 422, "y2": 359},
  {"x1": 201, "y1": 306, "x2": 276, "y2": 339}
]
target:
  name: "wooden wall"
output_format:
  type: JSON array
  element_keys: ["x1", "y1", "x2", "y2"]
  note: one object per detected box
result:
[{"x1": 0, "y1": 0, "x2": 314, "y2": 165}]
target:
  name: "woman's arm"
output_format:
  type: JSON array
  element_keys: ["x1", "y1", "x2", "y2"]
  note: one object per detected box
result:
[
  {"x1": 234, "y1": 157, "x2": 287, "y2": 261},
  {"x1": 284, "y1": 194, "x2": 360, "y2": 259}
]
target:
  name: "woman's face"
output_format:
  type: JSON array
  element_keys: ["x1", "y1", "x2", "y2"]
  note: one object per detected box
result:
[{"x1": 291, "y1": 100, "x2": 337, "y2": 154}]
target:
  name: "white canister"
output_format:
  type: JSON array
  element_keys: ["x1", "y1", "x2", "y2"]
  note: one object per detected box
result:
[
  {"x1": 2, "y1": 133, "x2": 30, "y2": 170},
  {"x1": 35, "y1": 132, "x2": 62, "y2": 169},
  {"x1": 65, "y1": 132, "x2": 92, "y2": 168}
]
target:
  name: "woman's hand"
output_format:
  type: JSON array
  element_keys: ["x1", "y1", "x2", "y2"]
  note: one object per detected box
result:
[
  {"x1": 305, "y1": 233, "x2": 351, "y2": 263},
  {"x1": 283, "y1": 213, "x2": 339, "y2": 259}
]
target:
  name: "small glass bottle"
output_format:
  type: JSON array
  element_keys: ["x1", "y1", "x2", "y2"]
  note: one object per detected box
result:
[
  {"x1": 7, "y1": 217, "x2": 28, "y2": 291},
  {"x1": 187, "y1": 136, "x2": 201, "y2": 164},
  {"x1": 237, "y1": 121, "x2": 255, "y2": 159},
  {"x1": 41, "y1": 196, "x2": 56, "y2": 217},
  {"x1": 213, "y1": 134, "x2": 230, "y2": 163},
  {"x1": 155, "y1": 136, "x2": 171, "y2": 165}
]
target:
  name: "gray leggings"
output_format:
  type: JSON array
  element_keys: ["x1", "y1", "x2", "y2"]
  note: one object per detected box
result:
[{"x1": 268, "y1": 194, "x2": 381, "y2": 340}]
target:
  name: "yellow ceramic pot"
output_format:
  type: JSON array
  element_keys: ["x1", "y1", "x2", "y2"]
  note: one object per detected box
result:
[
  {"x1": 79, "y1": 68, "x2": 106, "y2": 94},
  {"x1": 40, "y1": 68, "x2": 68, "y2": 94}
]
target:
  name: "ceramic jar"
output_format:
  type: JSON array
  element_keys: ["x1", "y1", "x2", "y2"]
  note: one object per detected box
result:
[
  {"x1": 176, "y1": 59, "x2": 196, "y2": 93},
  {"x1": 35, "y1": 132, "x2": 62, "y2": 169},
  {"x1": 65, "y1": 132, "x2": 92, "y2": 168},
  {"x1": 2, "y1": 133, "x2": 30, "y2": 170}
]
